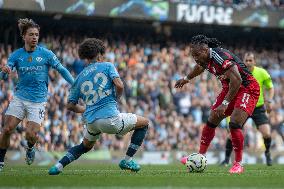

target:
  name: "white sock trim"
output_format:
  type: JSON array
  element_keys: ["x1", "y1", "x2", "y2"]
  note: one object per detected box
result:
[
  {"x1": 124, "y1": 155, "x2": 133, "y2": 162},
  {"x1": 55, "y1": 162, "x2": 63, "y2": 171}
]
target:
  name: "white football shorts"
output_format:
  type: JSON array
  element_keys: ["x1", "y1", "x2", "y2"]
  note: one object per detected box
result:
[
  {"x1": 84, "y1": 113, "x2": 137, "y2": 141},
  {"x1": 5, "y1": 96, "x2": 46, "y2": 125}
]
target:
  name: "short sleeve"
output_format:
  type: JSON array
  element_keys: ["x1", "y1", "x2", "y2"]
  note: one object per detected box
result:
[
  {"x1": 47, "y1": 50, "x2": 61, "y2": 69},
  {"x1": 211, "y1": 48, "x2": 235, "y2": 74},
  {"x1": 68, "y1": 79, "x2": 80, "y2": 104},
  {"x1": 221, "y1": 60, "x2": 235, "y2": 72},
  {"x1": 108, "y1": 63, "x2": 120, "y2": 80},
  {"x1": 7, "y1": 51, "x2": 18, "y2": 69}
]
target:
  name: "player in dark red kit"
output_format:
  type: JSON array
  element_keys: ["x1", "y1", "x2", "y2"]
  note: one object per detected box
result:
[{"x1": 175, "y1": 35, "x2": 260, "y2": 174}]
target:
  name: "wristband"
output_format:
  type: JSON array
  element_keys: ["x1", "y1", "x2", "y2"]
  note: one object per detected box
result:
[
  {"x1": 222, "y1": 100, "x2": 229, "y2": 106},
  {"x1": 183, "y1": 76, "x2": 190, "y2": 81}
]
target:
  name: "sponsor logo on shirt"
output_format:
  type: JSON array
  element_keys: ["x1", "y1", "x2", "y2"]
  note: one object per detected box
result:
[
  {"x1": 222, "y1": 60, "x2": 233, "y2": 69},
  {"x1": 19, "y1": 66, "x2": 43, "y2": 74}
]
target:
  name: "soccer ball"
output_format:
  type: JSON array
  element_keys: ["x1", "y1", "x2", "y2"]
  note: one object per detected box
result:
[{"x1": 183, "y1": 153, "x2": 207, "y2": 172}]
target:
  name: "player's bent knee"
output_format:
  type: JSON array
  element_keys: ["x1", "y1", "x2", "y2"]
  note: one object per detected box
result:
[
  {"x1": 83, "y1": 138, "x2": 95, "y2": 150},
  {"x1": 141, "y1": 124, "x2": 149, "y2": 131},
  {"x1": 262, "y1": 134, "x2": 271, "y2": 139},
  {"x1": 135, "y1": 116, "x2": 149, "y2": 129},
  {"x1": 229, "y1": 122, "x2": 242, "y2": 129},
  {"x1": 261, "y1": 130, "x2": 271, "y2": 139}
]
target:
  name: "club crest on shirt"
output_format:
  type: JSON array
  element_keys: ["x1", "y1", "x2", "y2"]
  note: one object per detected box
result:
[{"x1": 28, "y1": 56, "x2": 32, "y2": 62}]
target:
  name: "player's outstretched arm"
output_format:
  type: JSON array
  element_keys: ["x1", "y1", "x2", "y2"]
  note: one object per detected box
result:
[
  {"x1": 265, "y1": 87, "x2": 274, "y2": 113},
  {"x1": 174, "y1": 64, "x2": 205, "y2": 88},
  {"x1": 214, "y1": 65, "x2": 242, "y2": 116},
  {"x1": 263, "y1": 70, "x2": 274, "y2": 113},
  {"x1": 223, "y1": 65, "x2": 242, "y2": 103},
  {"x1": 56, "y1": 64, "x2": 75, "y2": 85}
]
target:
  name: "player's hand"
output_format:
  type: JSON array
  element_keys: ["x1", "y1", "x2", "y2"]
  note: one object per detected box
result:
[
  {"x1": 214, "y1": 104, "x2": 228, "y2": 117},
  {"x1": 174, "y1": 79, "x2": 189, "y2": 88},
  {"x1": 1, "y1": 65, "x2": 11, "y2": 74},
  {"x1": 265, "y1": 101, "x2": 272, "y2": 113}
]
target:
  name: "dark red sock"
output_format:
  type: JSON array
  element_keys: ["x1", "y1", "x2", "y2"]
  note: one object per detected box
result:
[
  {"x1": 199, "y1": 124, "x2": 216, "y2": 154},
  {"x1": 230, "y1": 128, "x2": 244, "y2": 163}
]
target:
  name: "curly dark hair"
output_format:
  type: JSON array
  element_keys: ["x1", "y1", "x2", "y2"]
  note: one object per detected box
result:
[
  {"x1": 18, "y1": 18, "x2": 40, "y2": 36},
  {"x1": 78, "y1": 38, "x2": 106, "y2": 60},
  {"x1": 190, "y1": 34, "x2": 221, "y2": 48}
]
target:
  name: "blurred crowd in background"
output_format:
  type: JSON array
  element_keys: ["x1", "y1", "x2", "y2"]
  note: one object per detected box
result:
[
  {"x1": 0, "y1": 33, "x2": 284, "y2": 154},
  {"x1": 174, "y1": 0, "x2": 284, "y2": 9}
]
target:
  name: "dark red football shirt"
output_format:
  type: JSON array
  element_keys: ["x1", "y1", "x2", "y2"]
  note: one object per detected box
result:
[{"x1": 205, "y1": 47, "x2": 255, "y2": 88}]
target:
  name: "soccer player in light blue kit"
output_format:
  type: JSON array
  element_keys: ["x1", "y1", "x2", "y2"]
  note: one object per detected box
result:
[
  {"x1": 0, "y1": 18, "x2": 74, "y2": 171},
  {"x1": 48, "y1": 38, "x2": 149, "y2": 175}
]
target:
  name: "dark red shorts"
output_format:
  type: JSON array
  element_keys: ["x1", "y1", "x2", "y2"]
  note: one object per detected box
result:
[{"x1": 211, "y1": 80, "x2": 260, "y2": 116}]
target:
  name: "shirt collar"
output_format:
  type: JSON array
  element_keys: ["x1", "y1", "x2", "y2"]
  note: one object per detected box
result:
[{"x1": 23, "y1": 45, "x2": 38, "y2": 53}]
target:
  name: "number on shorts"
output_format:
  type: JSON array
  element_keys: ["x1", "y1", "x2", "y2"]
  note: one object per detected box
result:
[{"x1": 80, "y1": 73, "x2": 111, "y2": 105}]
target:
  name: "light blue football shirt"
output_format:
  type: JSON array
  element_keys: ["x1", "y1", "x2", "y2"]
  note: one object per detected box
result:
[
  {"x1": 7, "y1": 46, "x2": 64, "y2": 102},
  {"x1": 68, "y1": 62, "x2": 120, "y2": 123}
]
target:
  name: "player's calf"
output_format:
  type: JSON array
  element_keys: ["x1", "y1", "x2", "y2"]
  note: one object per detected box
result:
[
  {"x1": 0, "y1": 116, "x2": 21, "y2": 170},
  {"x1": 229, "y1": 122, "x2": 244, "y2": 164},
  {"x1": 199, "y1": 121, "x2": 218, "y2": 154},
  {"x1": 25, "y1": 122, "x2": 40, "y2": 165},
  {"x1": 120, "y1": 116, "x2": 149, "y2": 172},
  {"x1": 0, "y1": 122, "x2": 17, "y2": 148},
  {"x1": 0, "y1": 127, "x2": 13, "y2": 167},
  {"x1": 49, "y1": 139, "x2": 93, "y2": 175}
]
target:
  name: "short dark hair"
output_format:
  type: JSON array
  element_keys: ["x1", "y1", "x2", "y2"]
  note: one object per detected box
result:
[
  {"x1": 18, "y1": 18, "x2": 40, "y2": 36},
  {"x1": 190, "y1": 35, "x2": 221, "y2": 48},
  {"x1": 78, "y1": 38, "x2": 106, "y2": 60}
]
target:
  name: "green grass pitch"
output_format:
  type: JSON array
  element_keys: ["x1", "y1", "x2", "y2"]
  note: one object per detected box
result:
[{"x1": 0, "y1": 164, "x2": 283, "y2": 188}]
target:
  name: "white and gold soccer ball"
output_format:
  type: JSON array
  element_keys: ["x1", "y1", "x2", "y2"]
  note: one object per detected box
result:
[{"x1": 181, "y1": 153, "x2": 207, "y2": 172}]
